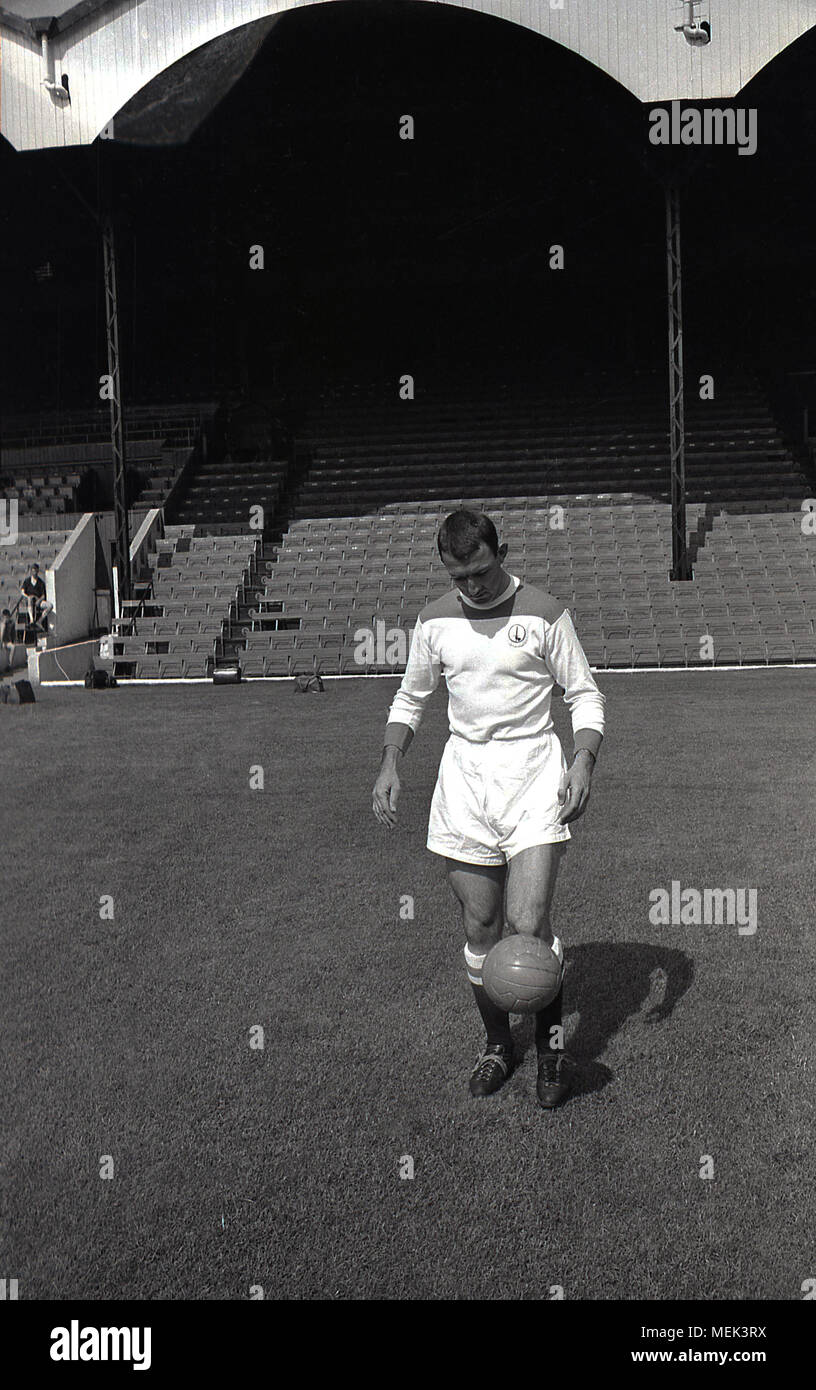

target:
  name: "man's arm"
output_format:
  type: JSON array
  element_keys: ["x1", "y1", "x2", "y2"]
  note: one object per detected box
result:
[
  {"x1": 567, "y1": 731, "x2": 603, "y2": 817},
  {"x1": 383, "y1": 617, "x2": 440, "y2": 743},
  {"x1": 382, "y1": 722, "x2": 414, "y2": 758},
  {"x1": 573, "y1": 728, "x2": 603, "y2": 763},
  {"x1": 544, "y1": 611, "x2": 606, "y2": 743},
  {"x1": 372, "y1": 618, "x2": 440, "y2": 828},
  {"x1": 543, "y1": 610, "x2": 606, "y2": 823}
]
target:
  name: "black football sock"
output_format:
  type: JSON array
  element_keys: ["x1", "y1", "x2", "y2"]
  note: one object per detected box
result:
[
  {"x1": 464, "y1": 944, "x2": 512, "y2": 1049},
  {"x1": 535, "y1": 985, "x2": 563, "y2": 1057},
  {"x1": 471, "y1": 983, "x2": 513, "y2": 1050}
]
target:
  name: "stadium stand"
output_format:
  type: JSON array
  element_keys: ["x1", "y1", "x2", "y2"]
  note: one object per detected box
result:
[
  {"x1": 292, "y1": 369, "x2": 807, "y2": 514},
  {"x1": 0, "y1": 455, "x2": 89, "y2": 517},
  {"x1": 0, "y1": 529, "x2": 71, "y2": 658},
  {"x1": 42, "y1": 370, "x2": 812, "y2": 678},
  {"x1": 169, "y1": 454, "x2": 291, "y2": 532},
  {"x1": 111, "y1": 529, "x2": 259, "y2": 678},
  {"x1": 211, "y1": 369, "x2": 816, "y2": 676},
  {"x1": 221, "y1": 498, "x2": 816, "y2": 675},
  {"x1": 1, "y1": 402, "x2": 216, "y2": 517}
]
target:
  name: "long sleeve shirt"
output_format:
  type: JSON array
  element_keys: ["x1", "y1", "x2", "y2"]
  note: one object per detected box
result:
[{"x1": 385, "y1": 575, "x2": 605, "y2": 748}]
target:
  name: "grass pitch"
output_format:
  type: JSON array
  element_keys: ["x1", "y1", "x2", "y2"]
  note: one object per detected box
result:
[{"x1": 1, "y1": 670, "x2": 814, "y2": 1300}]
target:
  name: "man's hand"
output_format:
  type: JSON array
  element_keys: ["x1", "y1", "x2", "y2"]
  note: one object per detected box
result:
[
  {"x1": 557, "y1": 751, "x2": 594, "y2": 825},
  {"x1": 373, "y1": 750, "x2": 402, "y2": 828}
]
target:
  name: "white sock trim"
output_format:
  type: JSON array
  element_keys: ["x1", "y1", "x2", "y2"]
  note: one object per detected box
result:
[
  {"x1": 464, "y1": 943, "x2": 488, "y2": 985},
  {"x1": 464, "y1": 940, "x2": 561, "y2": 984}
]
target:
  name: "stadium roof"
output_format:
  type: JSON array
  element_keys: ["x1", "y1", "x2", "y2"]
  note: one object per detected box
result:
[
  {"x1": 0, "y1": 1, "x2": 101, "y2": 28},
  {"x1": 1, "y1": 0, "x2": 815, "y2": 151}
]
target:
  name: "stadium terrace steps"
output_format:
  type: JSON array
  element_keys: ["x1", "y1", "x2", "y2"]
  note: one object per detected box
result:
[
  {"x1": 169, "y1": 456, "x2": 290, "y2": 529},
  {"x1": 112, "y1": 533, "x2": 259, "y2": 678},
  {"x1": 136, "y1": 448, "x2": 195, "y2": 508}
]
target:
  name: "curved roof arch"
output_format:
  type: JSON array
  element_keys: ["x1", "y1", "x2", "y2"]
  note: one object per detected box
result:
[
  {"x1": 738, "y1": 11, "x2": 816, "y2": 99},
  {"x1": 1, "y1": 0, "x2": 815, "y2": 151}
]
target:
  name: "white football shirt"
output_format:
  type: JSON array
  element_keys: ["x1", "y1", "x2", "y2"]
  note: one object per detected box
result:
[{"x1": 385, "y1": 575, "x2": 605, "y2": 747}]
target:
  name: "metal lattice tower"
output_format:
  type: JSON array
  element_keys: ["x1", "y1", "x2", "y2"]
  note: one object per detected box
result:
[
  {"x1": 102, "y1": 209, "x2": 131, "y2": 604},
  {"x1": 665, "y1": 183, "x2": 692, "y2": 581}
]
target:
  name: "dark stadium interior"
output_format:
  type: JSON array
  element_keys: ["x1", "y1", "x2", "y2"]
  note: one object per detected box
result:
[
  {"x1": 1, "y1": 0, "x2": 816, "y2": 419},
  {"x1": 2, "y1": 1, "x2": 816, "y2": 679}
]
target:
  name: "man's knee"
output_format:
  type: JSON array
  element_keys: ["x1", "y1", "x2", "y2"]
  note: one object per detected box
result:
[
  {"x1": 463, "y1": 906, "x2": 502, "y2": 951},
  {"x1": 504, "y1": 902, "x2": 551, "y2": 939}
]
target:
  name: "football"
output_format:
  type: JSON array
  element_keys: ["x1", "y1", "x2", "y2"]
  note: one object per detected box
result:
[{"x1": 482, "y1": 934, "x2": 563, "y2": 1013}]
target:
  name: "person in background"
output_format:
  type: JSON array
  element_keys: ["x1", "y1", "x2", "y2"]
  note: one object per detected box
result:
[{"x1": 20, "y1": 564, "x2": 52, "y2": 632}]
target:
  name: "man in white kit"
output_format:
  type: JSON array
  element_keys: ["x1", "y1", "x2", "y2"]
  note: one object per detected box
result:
[{"x1": 372, "y1": 509, "x2": 606, "y2": 1108}]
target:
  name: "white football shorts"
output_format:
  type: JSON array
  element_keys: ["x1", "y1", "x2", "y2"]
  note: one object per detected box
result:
[{"x1": 427, "y1": 731, "x2": 571, "y2": 866}]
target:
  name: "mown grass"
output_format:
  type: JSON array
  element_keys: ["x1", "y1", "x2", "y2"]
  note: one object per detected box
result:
[{"x1": 1, "y1": 669, "x2": 813, "y2": 1299}]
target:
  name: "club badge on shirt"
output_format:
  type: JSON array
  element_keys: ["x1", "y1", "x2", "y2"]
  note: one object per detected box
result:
[{"x1": 507, "y1": 623, "x2": 528, "y2": 647}]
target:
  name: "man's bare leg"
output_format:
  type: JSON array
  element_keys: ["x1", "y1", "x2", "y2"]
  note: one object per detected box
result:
[
  {"x1": 504, "y1": 842, "x2": 566, "y2": 943},
  {"x1": 446, "y1": 859, "x2": 504, "y2": 951},
  {"x1": 505, "y1": 842, "x2": 572, "y2": 1108},
  {"x1": 445, "y1": 859, "x2": 513, "y2": 1095}
]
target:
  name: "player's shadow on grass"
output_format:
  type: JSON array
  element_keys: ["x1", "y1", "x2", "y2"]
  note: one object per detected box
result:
[{"x1": 511, "y1": 943, "x2": 694, "y2": 1100}]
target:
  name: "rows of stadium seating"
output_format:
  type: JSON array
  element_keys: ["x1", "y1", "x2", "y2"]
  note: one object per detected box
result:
[
  {"x1": 132, "y1": 449, "x2": 196, "y2": 511},
  {"x1": 204, "y1": 370, "x2": 813, "y2": 674},
  {"x1": 1, "y1": 470, "x2": 85, "y2": 516},
  {"x1": 293, "y1": 372, "x2": 808, "y2": 513},
  {"x1": 220, "y1": 496, "x2": 816, "y2": 675},
  {"x1": 169, "y1": 455, "x2": 289, "y2": 529},
  {"x1": 53, "y1": 491, "x2": 816, "y2": 678},
  {"x1": 0, "y1": 401, "x2": 212, "y2": 449},
  {"x1": 112, "y1": 531, "x2": 258, "y2": 677},
  {"x1": 13, "y1": 373, "x2": 811, "y2": 678},
  {"x1": 101, "y1": 367, "x2": 815, "y2": 676},
  {"x1": 1, "y1": 402, "x2": 215, "y2": 517}
]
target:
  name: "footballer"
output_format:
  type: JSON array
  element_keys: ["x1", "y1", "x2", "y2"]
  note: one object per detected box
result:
[{"x1": 372, "y1": 509, "x2": 606, "y2": 1108}]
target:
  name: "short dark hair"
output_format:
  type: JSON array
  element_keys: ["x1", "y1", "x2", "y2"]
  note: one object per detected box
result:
[
  {"x1": 30, "y1": 563, "x2": 39, "y2": 571},
  {"x1": 437, "y1": 509, "x2": 499, "y2": 561}
]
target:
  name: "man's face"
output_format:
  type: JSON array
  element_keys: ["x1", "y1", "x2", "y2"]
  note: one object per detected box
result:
[
  {"x1": 439, "y1": 540, "x2": 507, "y2": 606},
  {"x1": 30, "y1": 568, "x2": 39, "y2": 578}
]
